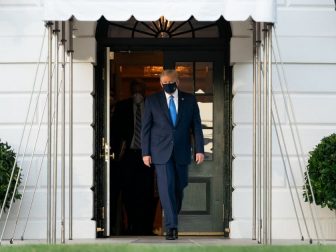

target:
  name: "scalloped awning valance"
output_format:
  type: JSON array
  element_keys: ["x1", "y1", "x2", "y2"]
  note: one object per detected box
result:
[{"x1": 43, "y1": 0, "x2": 276, "y2": 22}]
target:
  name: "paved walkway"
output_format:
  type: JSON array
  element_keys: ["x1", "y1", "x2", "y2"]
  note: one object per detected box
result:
[{"x1": 2, "y1": 237, "x2": 336, "y2": 246}]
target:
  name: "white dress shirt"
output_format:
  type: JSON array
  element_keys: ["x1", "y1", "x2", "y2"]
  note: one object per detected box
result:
[{"x1": 164, "y1": 89, "x2": 178, "y2": 114}]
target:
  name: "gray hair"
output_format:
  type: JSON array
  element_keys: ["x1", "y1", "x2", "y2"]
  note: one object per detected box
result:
[{"x1": 160, "y1": 69, "x2": 179, "y2": 82}]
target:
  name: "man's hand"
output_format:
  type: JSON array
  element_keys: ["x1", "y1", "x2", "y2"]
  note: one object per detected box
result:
[
  {"x1": 195, "y1": 153, "x2": 205, "y2": 165},
  {"x1": 143, "y1": 155, "x2": 152, "y2": 167}
]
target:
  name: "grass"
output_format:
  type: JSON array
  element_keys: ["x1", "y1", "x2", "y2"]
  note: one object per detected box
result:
[{"x1": 0, "y1": 244, "x2": 335, "y2": 252}]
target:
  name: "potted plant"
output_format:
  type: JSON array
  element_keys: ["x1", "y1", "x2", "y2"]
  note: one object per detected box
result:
[
  {"x1": 303, "y1": 133, "x2": 336, "y2": 211},
  {"x1": 0, "y1": 139, "x2": 22, "y2": 211}
]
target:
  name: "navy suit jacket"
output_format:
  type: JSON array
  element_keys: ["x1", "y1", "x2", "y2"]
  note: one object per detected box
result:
[{"x1": 141, "y1": 90, "x2": 204, "y2": 165}]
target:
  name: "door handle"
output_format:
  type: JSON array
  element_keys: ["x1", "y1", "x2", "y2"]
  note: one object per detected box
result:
[{"x1": 100, "y1": 138, "x2": 115, "y2": 161}]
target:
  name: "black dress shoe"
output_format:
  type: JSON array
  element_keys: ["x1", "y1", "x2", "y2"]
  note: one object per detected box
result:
[
  {"x1": 172, "y1": 228, "x2": 178, "y2": 240},
  {"x1": 165, "y1": 228, "x2": 176, "y2": 240}
]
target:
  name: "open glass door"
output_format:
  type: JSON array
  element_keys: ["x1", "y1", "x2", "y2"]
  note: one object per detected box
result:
[
  {"x1": 164, "y1": 51, "x2": 226, "y2": 234},
  {"x1": 102, "y1": 47, "x2": 112, "y2": 236},
  {"x1": 108, "y1": 51, "x2": 165, "y2": 236}
]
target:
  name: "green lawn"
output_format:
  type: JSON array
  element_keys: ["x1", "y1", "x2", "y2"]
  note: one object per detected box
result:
[{"x1": 0, "y1": 244, "x2": 335, "y2": 252}]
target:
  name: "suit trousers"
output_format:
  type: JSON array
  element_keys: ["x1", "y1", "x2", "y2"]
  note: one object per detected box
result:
[
  {"x1": 154, "y1": 156, "x2": 188, "y2": 229},
  {"x1": 121, "y1": 149, "x2": 155, "y2": 235}
]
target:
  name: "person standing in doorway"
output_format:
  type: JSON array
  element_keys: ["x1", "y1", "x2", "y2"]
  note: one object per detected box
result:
[
  {"x1": 111, "y1": 79, "x2": 155, "y2": 235},
  {"x1": 141, "y1": 69, "x2": 205, "y2": 240}
]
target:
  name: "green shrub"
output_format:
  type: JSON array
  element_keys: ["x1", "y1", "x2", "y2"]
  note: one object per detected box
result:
[
  {"x1": 0, "y1": 139, "x2": 22, "y2": 211},
  {"x1": 303, "y1": 133, "x2": 336, "y2": 210}
]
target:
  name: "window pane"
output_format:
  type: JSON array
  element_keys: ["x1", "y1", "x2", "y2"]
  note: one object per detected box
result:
[
  {"x1": 203, "y1": 129, "x2": 213, "y2": 160},
  {"x1": 108, "y1": 17, "x2": 136, "y2": 38},
  {"x1": 197, "y1": 95, "x2": 213, "y2": 161},
  {"x1": 197, "y1": 95, "x2": 213, "y2": 128},
  {"x1": 195, "y1": 62, "x2": 213, "y2": 94},
  {"x1": 108, "y1": 25, "x2": 132, "y2": 38},
  {"x1": 195, "y1": 26, "x2": 219, "y2": 38},
  {"x1": 134, "y1": 31, "x2": 156, "y2": 38},
  {"x1": 175, "y1": 62, "x2": 194, "y2": 93},
  {"x1": 170, "y1": 21, "x2": 193, "y2": 38}
]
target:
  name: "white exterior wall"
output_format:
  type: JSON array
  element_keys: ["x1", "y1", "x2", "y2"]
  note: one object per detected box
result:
[
  {"x1": 1, "y1": 0, "x2": 336, "y2": 240},
  {"x1": 0, "y1": 2, "x2": 96, "y2": 239},
  {"x1": 231, "y1": 0, "x2": 336, "y2": 239}
]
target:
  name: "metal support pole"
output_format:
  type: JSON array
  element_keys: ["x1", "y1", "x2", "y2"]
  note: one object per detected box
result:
[
  {"x1": 9, "y1": 61, "x2": 48, "y2": 244},
  {"x1": 0, "y1": 30, "x2": 46, "y2": 238},
  {"x1": 262, "y1": 23, "x2": 269, "y2": 245},
  {"x1": 273, "y1": 45, "x2": 311, "y2": 242},
  {"x1": 256, "y1": 22, "x2": 262, "y2": 244},
  {"x1": 52, "y1": 21, "x2": 60, "y2": 244},
  {"x1": 273, "y1": 29, "x2": 321, "y2": 244},
  {"x1": 267, "y1": 23, "x2": 273, "y2": 245},
  {"x1": 21, "y1": 142, "x2": 47, "y2": 241},
  {"x1": 272, "y1": 94, "x2": 306, "y2": 241},
  {"x1": 68, "y1": 18, "x2": 74, "y2": 240},
  {"x1": 47, "y1": 21, "x2": 53, "y2": 244},
  {"x1": 61, "y1": 21, "x2": 66, "y2": 244},
  {"x1": 252, "y1": 20, "x2": 257, "y2": 241}
]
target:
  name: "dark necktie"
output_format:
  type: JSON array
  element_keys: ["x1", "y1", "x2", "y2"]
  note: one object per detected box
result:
[
  {"x1": 169, "y1": 95, "x2": 177, "y2": 126},
  {"x1": 134, "y1": 103, "x2": 141, "y2": 149}
]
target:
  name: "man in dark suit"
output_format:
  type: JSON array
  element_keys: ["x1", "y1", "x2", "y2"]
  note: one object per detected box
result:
[
  {"x1": 141, "y1": 69, "x2": 205, "y2": 240},
  {"x1": 111, "y1": 80, "x2": 155, "y2": 235}
]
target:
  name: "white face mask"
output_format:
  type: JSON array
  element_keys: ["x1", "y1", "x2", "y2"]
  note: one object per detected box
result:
[{"x1": 133, "y1": 93, "x2": 144, "y2": 104}]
